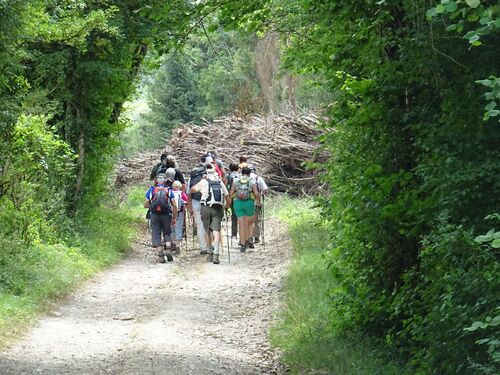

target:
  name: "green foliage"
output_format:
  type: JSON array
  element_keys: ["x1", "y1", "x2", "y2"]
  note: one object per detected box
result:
[
  {"x1": 141, "y1": 30, "x2": 267, "y2": 130},
  {"x1": 388, "y1": 224, "x2": 499, "y2": 373},
  {"x1": 427, "y1": 1, "x2": 500, "y2": 121},
  {"x1": 270, "y1": 196, "x2": 409, "y2": 374},
  {"x1": 0, "y1": 114, "x2": 75, "y2": 244}
]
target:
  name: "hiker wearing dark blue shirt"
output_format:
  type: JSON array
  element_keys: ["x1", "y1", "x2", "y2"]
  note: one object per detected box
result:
[{"x1": 144, "y1": 173, "x2": 178, "y2": 263}]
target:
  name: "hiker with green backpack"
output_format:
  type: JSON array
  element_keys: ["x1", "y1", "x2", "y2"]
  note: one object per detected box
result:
[
  {"x1": 190, "y1": 163, "x2": 231, "y2": 264},
  {"x1": 229, "y1": 166, "x2": 261, "y2": 253}
]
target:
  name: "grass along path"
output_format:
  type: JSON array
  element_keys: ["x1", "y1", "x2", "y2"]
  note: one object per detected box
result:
[{"x1": 270, "y1": 196, "x2": 409, "y2": 374}]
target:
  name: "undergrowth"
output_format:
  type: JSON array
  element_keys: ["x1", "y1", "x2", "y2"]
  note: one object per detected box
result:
[
  {"x1": 0, "y1": 186, "x2": 145, "y2": 345},
  {"x1": 270, "y1": 195, "x2": 409, "y2": 374}
]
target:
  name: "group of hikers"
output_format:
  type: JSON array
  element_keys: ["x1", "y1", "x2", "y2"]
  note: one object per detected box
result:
[{"x1": 144, "y1": 152, "x2": 269, "y2": 264}]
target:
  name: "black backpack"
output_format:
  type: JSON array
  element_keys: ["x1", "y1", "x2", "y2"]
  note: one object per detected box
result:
[
  {"x1": 149, "y1": 186, "x2": 172, "y2": 215},
  {"x1": 189, "y1": 165, "x2": 206, "y2": 201},
  {"x1": 156, "y1": 164, "x2": 168, "y2": 176},
  {"x1": 227, "y1": 171, "x2": 240, "y2": 190}
]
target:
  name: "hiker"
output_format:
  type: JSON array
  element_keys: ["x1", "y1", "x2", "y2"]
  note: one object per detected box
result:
[
  {"x1": 165, "y1": 155, "x2": 187, "y2": 191},
  {"x1": 205, "y1": 151, "x2": 227, "y2": 186},
  {"x1": 238, "y1": 155, "x2": 248, "y2": 170},
  {"x1": 187, "y1": 155, "x2": 208, "y2": 254},
  {"x1": 190, "y1": 163, "x2": 231, "y2": 264},
  {"x1": 229, "y1": 166, "x2": 260, "y2": 252},
  {"x1": 150, "y1": 154, "x2": 186, "y2": 191},
  {"x1": 249, "y1": 165, "x2": 269, "y2": 244},
  {"x1": 144, "y1": 173, "x2": 178, "y2": 263},
  {"x1": 227, "y1": 162, "x2": 240, "y2": 238},
  {"x1": 171, "y1": 180, "x2": 188, "y2": 254},
  {"x1": 149, "y1": 153, "x2": 168, "y2": 180}
]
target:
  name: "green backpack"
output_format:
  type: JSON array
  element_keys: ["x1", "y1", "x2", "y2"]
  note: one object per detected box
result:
[{"x1": 235, "y1": 176, "x2": 252, "y2": 200}]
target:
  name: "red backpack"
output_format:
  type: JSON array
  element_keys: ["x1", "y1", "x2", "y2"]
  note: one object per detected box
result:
[{"x1": 150, "y1": 186, "x2": 172, "y2": 214}]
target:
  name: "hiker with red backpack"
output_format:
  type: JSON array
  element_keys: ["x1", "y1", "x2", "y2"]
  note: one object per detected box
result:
[
  {"x1": 229, "y1": 166, "x2": 261, "y2": 252},
  {"x1": 144, "y1": 173, "x2": 178, "y2": 263},
  {"x1": 190, "y1": 163, "x2": 231, "y2": 264}
]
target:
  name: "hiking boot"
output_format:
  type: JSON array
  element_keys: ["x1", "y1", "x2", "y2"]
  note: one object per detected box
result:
[
  {"x1": 253, "y1": 237, "x2": 260, "y2": 243},
  {"x1": 170, "y1": 243, "x2": 177, "y2": 254},
  {"x1": 239, "y1": 244, "x2": 246, "y2": 253},
  {"x1": 164, "y1": 249, "x2": 174, "y2": 262},
  {"x1": 246, "y1": 240, "x2": 255, "y2": 249},
  {"x1": 213, "y1": 254, "x2": 220, "y2": 264},
  {"x1": 207, "y1": 252, "x2": 213, "y2": 262},
  {"x1": 157, "y1": 249, "x2": 166, "y2": 263},
  {"x1": 200, "y1": 249, "x2": 208, "y2": 255}
]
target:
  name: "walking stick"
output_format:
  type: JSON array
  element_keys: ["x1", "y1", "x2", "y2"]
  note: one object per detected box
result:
[
  {"x1": 225, "y1": 210, "x2": 230, "y2": 263},
  {"x1": 183, "y1": 209, "x2": 188, "y2": 251},
  {"x1": 190, "y1": 210, "x2": 195, "y2": 251},
  {"x1": 230, "y1": 207, "x2": 233, "y2": 248},
  {"x1": 262, "y1": 195, "x2": 266, "y2": 251}
]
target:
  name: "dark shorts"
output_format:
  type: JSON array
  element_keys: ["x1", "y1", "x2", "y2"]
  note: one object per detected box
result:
[
  {"x1": 150, "y1": 213, "x2": 172, "y2": 247},
  {"x1": 201, "y1": 204, "x2": 224, "y2": 232}
]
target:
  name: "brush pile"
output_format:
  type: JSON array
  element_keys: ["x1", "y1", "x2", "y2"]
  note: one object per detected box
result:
[
  {"x1": 116, "y1": 113, "x2": 327, "y2": 195},
  {"x1": 169, "y1": 113, "x2": 326, "y2": 195}
]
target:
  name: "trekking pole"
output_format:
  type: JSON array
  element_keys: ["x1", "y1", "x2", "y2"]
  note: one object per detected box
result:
[
  {"x1": 262, "y1": 195, "x2": 266, "y2": 251},
  {"x1": 230, "y1": 208, "x2": 233, "y2": 247},
  {"x1": 191, "y1": 213, "x2": 195, "y2": 251},
  {"x1": 183, "y1": 209, "x2": 188, "y2": 252},
  {"x1": 225, "y1": 210, "x2": 230, "y2": 263}
]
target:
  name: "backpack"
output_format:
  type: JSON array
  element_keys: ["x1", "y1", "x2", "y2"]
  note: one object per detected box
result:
[
  {"x1": 173, "y1": 190, "x2": 186, "y2": 212},
  {"x1": 227, "y1": 171, "x2": 240, "y2": 190},
  {"x1": 205, "y1": 178, "x2": 224, "y2": 206},
  {"x1": 235, "y1": 176, "x2": 252, "y2": 200},
  {"x1": 149, "y1": 186, "x2": 172, "y2": 215},
  {"x1": 189, "y1": 165, "x2": 206, "y2": 201},
  {"x1": 156, "y1": 164, "x2": 168, "y2": 176}
]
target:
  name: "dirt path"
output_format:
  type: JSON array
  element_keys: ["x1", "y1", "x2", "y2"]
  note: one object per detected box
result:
[{"x1": 0, "y1": 213, "x2": 290, "y2": 374}]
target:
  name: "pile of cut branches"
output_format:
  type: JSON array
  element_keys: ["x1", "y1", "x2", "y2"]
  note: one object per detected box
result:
[
  {"x1": 169, "y1": 114, "x2": 326, "y2": 195},
  {"x1": 117, "y1": 114, "x2": 327, "y2": 195}
]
